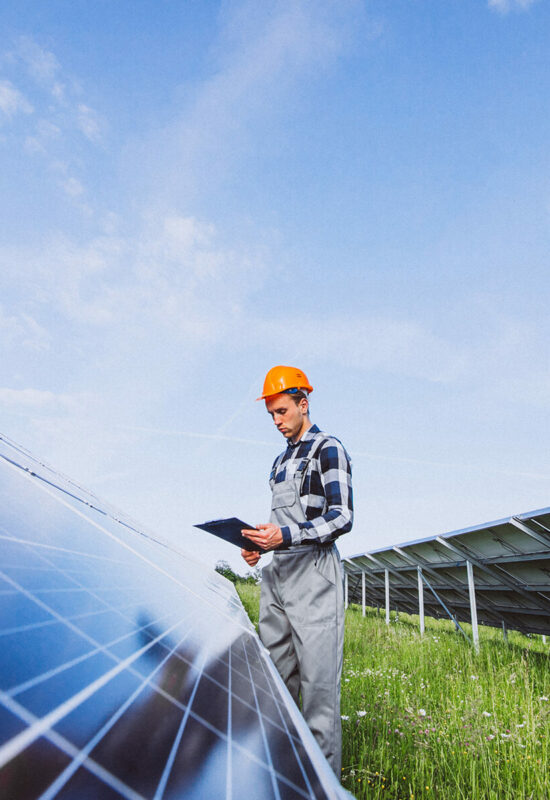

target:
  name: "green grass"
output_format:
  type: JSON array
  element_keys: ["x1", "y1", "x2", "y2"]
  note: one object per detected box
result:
[{"x1": 235, "y1": 584, "x2": 550, "y2": 799}]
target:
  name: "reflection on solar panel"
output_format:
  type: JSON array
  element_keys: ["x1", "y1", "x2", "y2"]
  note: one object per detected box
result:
[
  {"x1": 0, "y1": 435, "x2": 350, "y2": 800},
  {"x1": 343, "y1": 507, "x2": 550, "y2": 642}
]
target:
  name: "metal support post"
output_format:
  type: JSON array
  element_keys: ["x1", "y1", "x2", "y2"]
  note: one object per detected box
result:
[
  {"x1": 361, "y1": 570, "x2": 366, "y2": 617},
  {"x1": 344, "y1": 572, "x2": 348, "y2": 610},
  {"x1": 543, "y1": 635, "x2": 547, "y2": 645},
  {"x1": 418, "y1": 566, "x2": 425, "y2": 636},
  {"x1": 466, "y1": 560, "x2": 479, "y2": 652},
  {"x1": 385, "y1": 569, "x2": 390, "y2": 625},
  {"x1": 502, "y1": 620, "x2": 508, "y2": 642}
]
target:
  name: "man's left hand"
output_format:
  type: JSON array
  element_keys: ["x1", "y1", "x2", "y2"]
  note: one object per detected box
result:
[{"x1": 242, "y1": 523, "x2": 284, "y2": 551}]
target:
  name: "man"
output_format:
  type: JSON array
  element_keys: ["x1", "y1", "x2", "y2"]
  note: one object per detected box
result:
[{"x1": 242, "y1": 365, "x2": 353, "y2": 776}]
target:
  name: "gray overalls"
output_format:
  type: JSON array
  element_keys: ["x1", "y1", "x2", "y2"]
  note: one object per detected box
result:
[{"x1": 259, "y1": 439, "x2": 345, "y2": 776}]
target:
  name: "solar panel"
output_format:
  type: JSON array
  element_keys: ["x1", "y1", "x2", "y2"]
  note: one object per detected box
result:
[
  {"x1": 0, "y1": 435, "x2": 349, "y2": 799},
  {"x1": 343, "y1": 506, "x2": 550, "y2": 638}
]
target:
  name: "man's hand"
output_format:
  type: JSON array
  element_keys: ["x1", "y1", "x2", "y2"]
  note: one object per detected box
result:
[
  {"x1": 242, "y1": 523, "x2": 284, "y2": 552},
  {"x1": 241, "y1": 547, "x2": 261, "y2": 567}
]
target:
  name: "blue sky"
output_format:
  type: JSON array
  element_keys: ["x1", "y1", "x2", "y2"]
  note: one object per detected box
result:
[{"x1": 1, "y1": 0, "x2": 549, "y2": 571}]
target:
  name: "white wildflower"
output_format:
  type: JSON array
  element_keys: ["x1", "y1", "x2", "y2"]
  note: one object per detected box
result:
[
  {"x1": 482, "y1": 711, "x2": 492, "y2": 717},
  {"x1": 419, "y1": 709, "x2": 426, "y2": 717},
  {"x1": 356, "y1": 710, "x2": 367, "y2": 717},
  {"x1": 540, "y1": 696, "x2": 549, "y2": 702},
  {"x1": 501, "y1": 733, "x2": 510, "y2": 739},
  {"x1": 516, "y1": 723, "x2": 525, "y2": 728},
  {"x1": 341, "y1": 715, "x2": 349, "y2": 720}
]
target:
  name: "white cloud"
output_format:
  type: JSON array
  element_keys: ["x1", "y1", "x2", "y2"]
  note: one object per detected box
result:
[
  {"x1": 488, "y1": 0, "x2": 538, "y2": 13},
  {"x1": 16, "y1": 35, "x2": 61, "y2": 89},
  {"x1": 76, "y1": 103, "x2": 103, "y2": 142},
  {"x1": 0, "y1": 212, "x2": 265, "y2": 343},
  {"x1": 0, "y1": 79, "x2": 33, "y2": 118},
  {"x1": 0, "y1": 387, "x2": 88, "y2": 412},
  {"x1": 62, "y1": 176, "x2": 85, "y2": 197},
  {"x1": 1, "y1": 36, "x2": 104, "y2": 205},
  {"x1": 0, "y1": 306, "x2": 50, "y2": 352},
  {"x1": 131, "y1": 0, "x2": 365, "y2": 203}
]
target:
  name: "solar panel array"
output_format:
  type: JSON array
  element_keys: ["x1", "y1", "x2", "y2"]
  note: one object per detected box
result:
[
  {"x1": 343, "y1": 508, "x2": 550, "y2": 637},
  {"x1": 0, "y1": 434, "x2": 349, "y2": 800}
]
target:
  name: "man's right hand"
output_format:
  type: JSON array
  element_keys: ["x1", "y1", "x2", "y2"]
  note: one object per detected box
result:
[{"x1": 241, "y1": 548, "x2": 261, "y2": 567}]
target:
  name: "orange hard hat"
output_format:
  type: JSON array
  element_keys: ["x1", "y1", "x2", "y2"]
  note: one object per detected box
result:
[{"x1": 256, "y1": 365, "x2": 314, "y2": 401}]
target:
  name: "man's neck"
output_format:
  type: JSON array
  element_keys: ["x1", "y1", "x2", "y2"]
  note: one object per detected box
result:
[{"x1": 291, "y1": 419, "x2": 312, "y2": 445}]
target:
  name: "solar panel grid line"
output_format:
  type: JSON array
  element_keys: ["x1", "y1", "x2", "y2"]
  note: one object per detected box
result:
[
  {"x1": 0, "y1": 690, "x2": 148, "y2": 800},
  {"x1": 0, "y1": 607, "x2": 189, "y2": 770},
  {"x1": 8, "y1": 619, "x2": 156, "y2": 700},
  {"x1": 35, "y1": 620, "x2": 202, "y2": 800},
  {"x1": 0, "y1": 564, "x2": 185, "y2": 700},
  {"x1": 12, "y1": 534, "x2": 181, "y2": 635},
  {"x1": 240, "y1": 637, "x2": 282, "y2": 800},
  {"x1": 175, "y1": 644, "x2": 304, "y2": 746},
  {"x1": 3, "y1": 459, "x2": 256, "y2": 639},
  {"x1": 0, "y1": 531, "x2": 131, "y2": 567},
  {"x1": 254, "y1": 634, "x2": 317, "y2": 799},
  {"x1": 226, "y1": 643, "x2": 233, "y2": 800},
  {"x1": 0, "y1": 445, "x2": 241, "y2": 603},
  {"x1": 259, "y1": 651, "x2": 345, "y2": 799},
  {"x1": 0, "y1": 598, "x2": 143, "y2": 639},
  {"x1": 152, "y1": 641, "x2": 213, "y2": 800}
]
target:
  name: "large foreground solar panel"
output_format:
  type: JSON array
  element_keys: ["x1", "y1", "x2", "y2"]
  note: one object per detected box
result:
[
  {"x1": 344, "y1": 506, "x2": 550, "y2": 637},
  {"x1": 0, "y1": 435, "x2": 349, "y2": 800}
]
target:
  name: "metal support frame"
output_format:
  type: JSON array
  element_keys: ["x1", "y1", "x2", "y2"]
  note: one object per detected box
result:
[
  {"x1": 385, "y1": 569, "x2": 390, "y2": 625},
  {"x1": 417, "y1": 566, "x2": 425, "y2": 635},
  {"x1": 502, "y1": 620, "x2": 508, "y2": 642},
  {"x1": 361, "y1": 570, "x2": 366, "y2": 617},
  {"x1": 466, "y1": 560, "x2": 480, "y2": 652},
  {"x1": 421, "y1": 572, "x2": 470, "y2": 642},
  {"x1": 393, "y1": 544, "x2": 504, "y2": 629},
  {"x1": 344, "y1": 572, "x2": 348, "y2": 610}
]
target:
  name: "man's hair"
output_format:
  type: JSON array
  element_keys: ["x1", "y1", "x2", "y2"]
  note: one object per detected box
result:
[{"x1": 289, "y1": 390, "x2": 310, "y2": 412}]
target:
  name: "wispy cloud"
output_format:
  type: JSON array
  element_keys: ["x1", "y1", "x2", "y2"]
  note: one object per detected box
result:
[
  {"x1": 1, "y1": 36, "x2": 105, "y2": 203},
  {"x1": 0, "y1": 79, "x2": 33, "y2": 119},
  {"x1": 0, "y1": 387, "x2": 89, "y2": 412},
  {"x1": 131, "y1": 0, "x2": 366, "y2": 203},
  {"x1": 488, "y1": 0, "x2": 538, "y2": 13},
  {"x1": 0, "y1": 211, "x2": 266, "y2": 359}
]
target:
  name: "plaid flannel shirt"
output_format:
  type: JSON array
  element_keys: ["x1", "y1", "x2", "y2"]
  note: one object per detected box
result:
[{"x1": 269, "y1": 423, "x2": 353, "y2": 547}]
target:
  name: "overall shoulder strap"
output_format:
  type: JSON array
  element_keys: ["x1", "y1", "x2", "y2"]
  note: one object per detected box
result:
[{"x1": 297, "y1": 434, "x2": 329, "y2": 493}]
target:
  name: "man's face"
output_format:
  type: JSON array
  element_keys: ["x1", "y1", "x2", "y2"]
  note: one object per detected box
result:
[{"x1": 265, "y1": 393, "x2": 309, "y2": 442}]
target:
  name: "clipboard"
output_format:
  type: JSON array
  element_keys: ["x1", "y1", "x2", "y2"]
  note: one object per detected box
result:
[{"x1": 194, "y1": 517, "x2": 267, "y2": 553}]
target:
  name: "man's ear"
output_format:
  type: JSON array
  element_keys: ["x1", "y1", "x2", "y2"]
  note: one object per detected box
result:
[{"x1": 300, "y1": 397, "x2": 309, "y2": 415}]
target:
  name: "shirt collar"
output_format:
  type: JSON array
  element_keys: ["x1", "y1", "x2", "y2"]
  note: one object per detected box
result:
[{"x1": 287, "y1": 423, "x2": 320, "y2": 449}]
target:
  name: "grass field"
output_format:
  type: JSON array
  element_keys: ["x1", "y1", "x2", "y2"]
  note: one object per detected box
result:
[{"x1": 235, "y1": 583, "x2": 550, "y2": 799}]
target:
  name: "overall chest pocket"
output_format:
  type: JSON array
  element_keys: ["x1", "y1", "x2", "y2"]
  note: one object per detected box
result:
[{"x1": 271, "y1": 489, "x2": 296, "y2": 509}]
